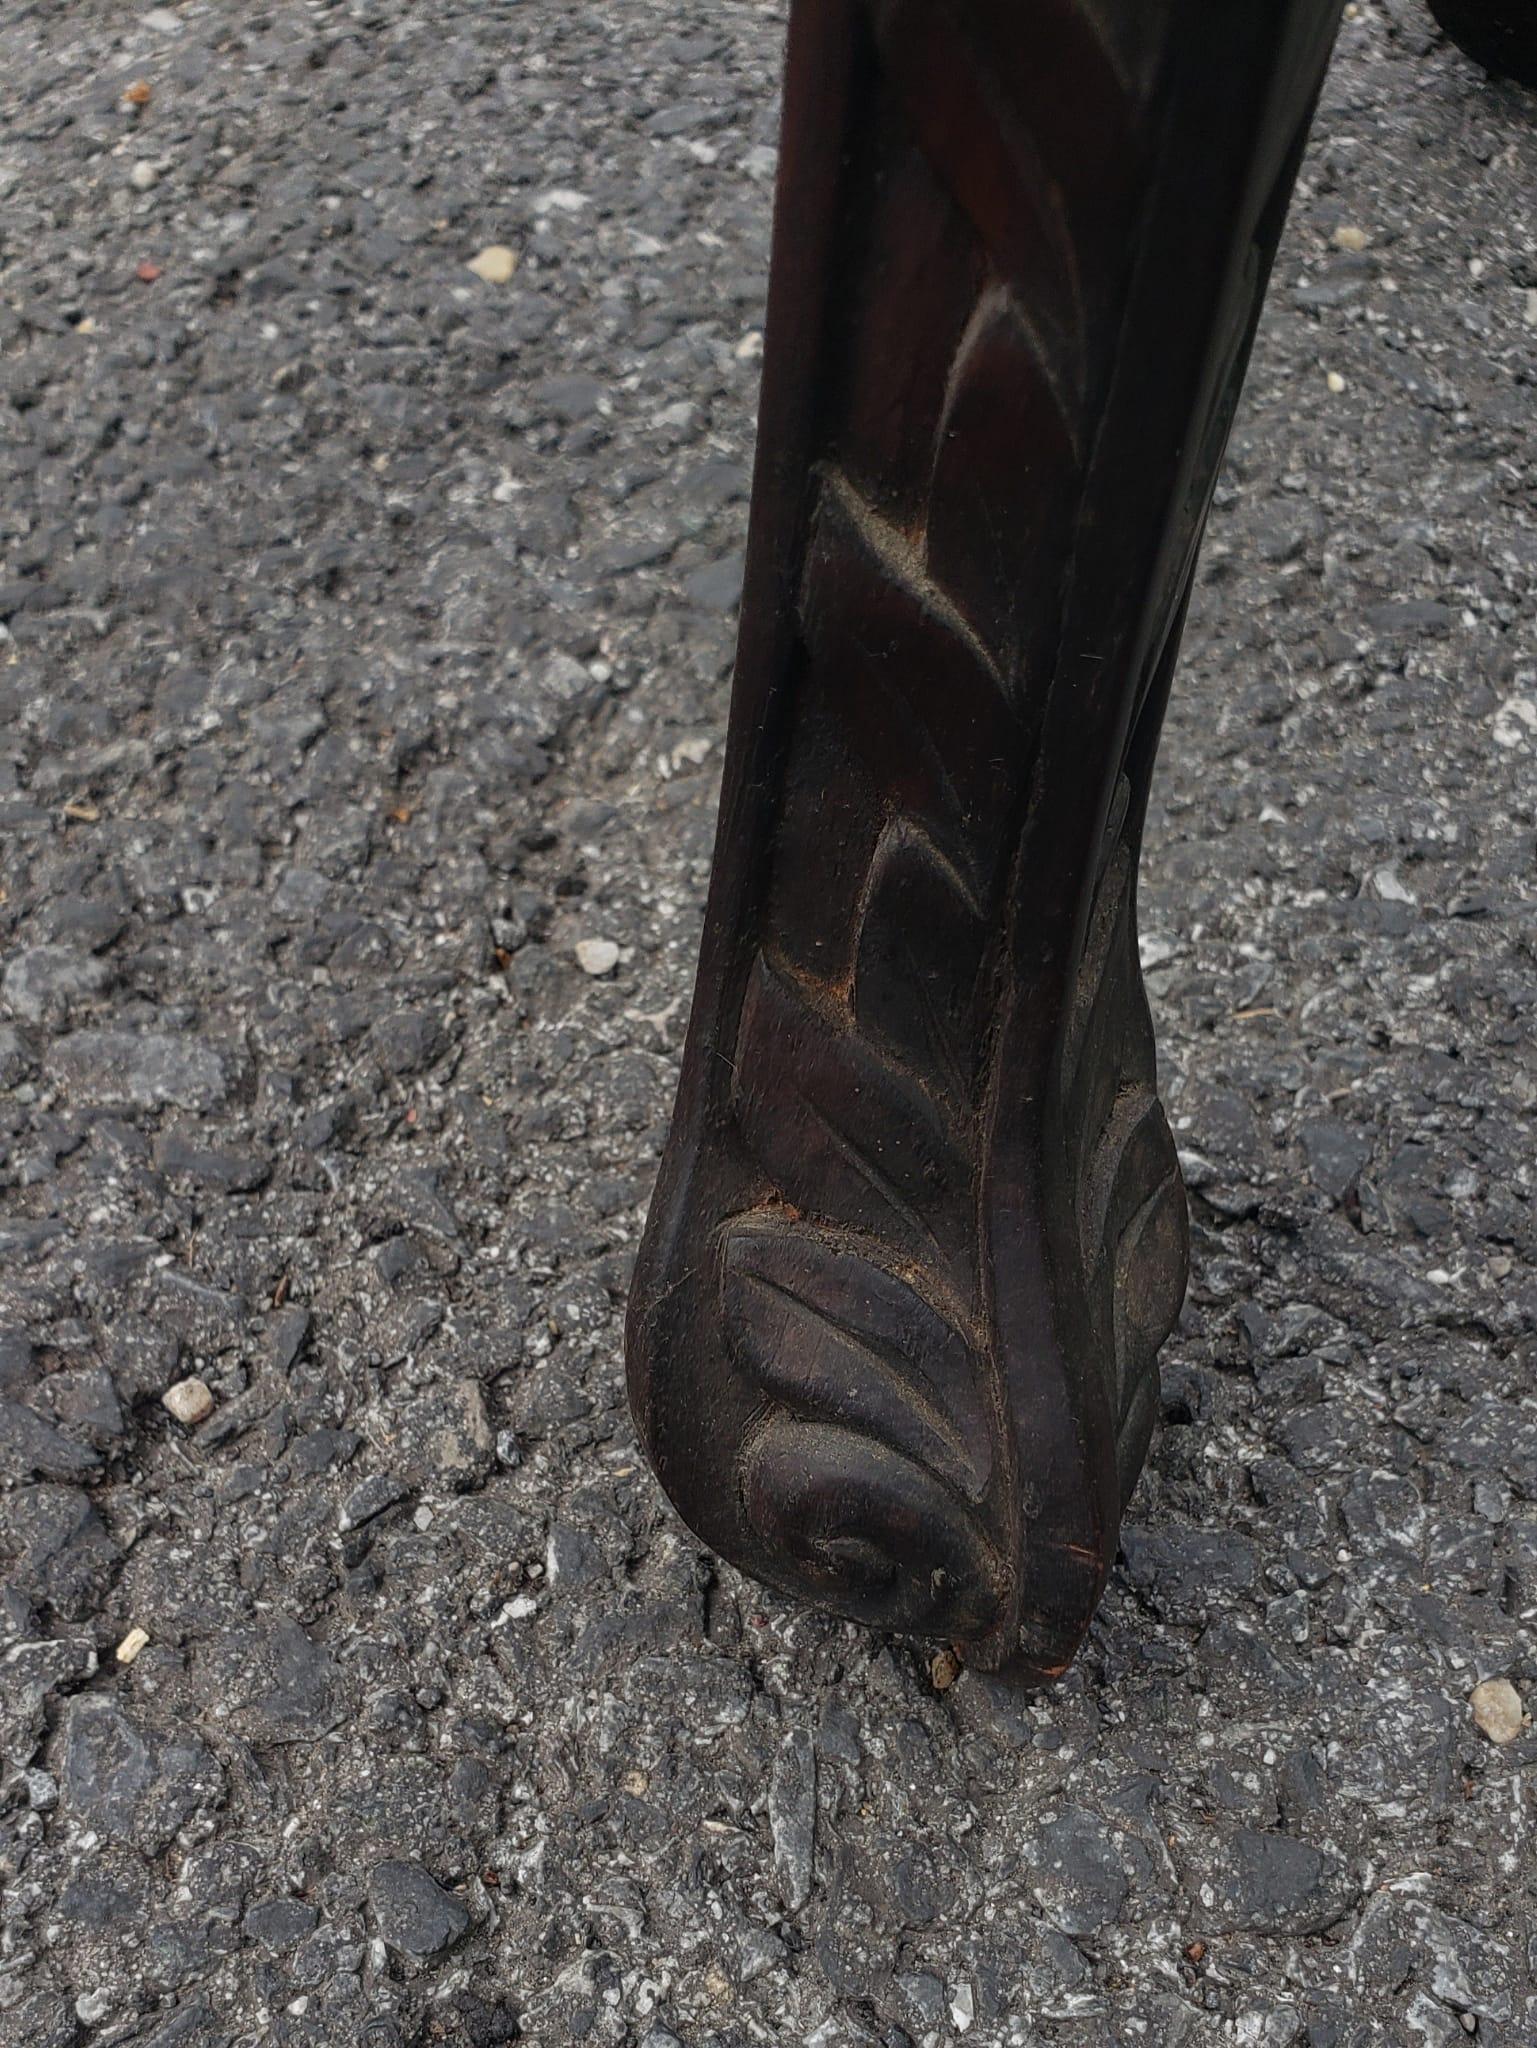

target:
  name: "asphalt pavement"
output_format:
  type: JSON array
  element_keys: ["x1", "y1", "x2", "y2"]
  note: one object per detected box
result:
[{"x1": 1, "y1": 3, "x2": 1535, "y2": 2044}]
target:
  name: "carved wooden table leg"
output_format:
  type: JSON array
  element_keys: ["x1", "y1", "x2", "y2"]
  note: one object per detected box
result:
[{"x1": 628, "y1": 0, "x2": 1343, "y2": 1683}]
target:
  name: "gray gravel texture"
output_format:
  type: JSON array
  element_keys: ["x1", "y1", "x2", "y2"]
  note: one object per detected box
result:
[{"x1": 1, "y1": 2, "x2": 1535, "y2": 2045}]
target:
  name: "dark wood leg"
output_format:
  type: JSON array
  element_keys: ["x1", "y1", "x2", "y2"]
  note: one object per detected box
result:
[
  {"x1": 1426, "y1": 0, "x2": 1537, "y2": 85},
  {"x1": 628, "y1": 0, "x2": 1342, "y2": 1683}
]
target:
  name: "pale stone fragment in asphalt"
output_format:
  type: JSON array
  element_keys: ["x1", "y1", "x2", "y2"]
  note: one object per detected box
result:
[
  {"x1": 1470, "y1": 1677, "x2": 1524, "y2": 1745},
  {"x1": 162, "y1": 1376, "x2": 215, "y2": 1426},
  {"x1": 575, "y1": 937, "x2": 620, "y2": 977},
  {"x1": 468, "y1": 244, "x2": 518, "y2": 283}
]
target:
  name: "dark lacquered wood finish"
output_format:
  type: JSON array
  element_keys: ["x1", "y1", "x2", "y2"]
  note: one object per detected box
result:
[
  {"x1": 628, "y1": 0, "x2": 1343, "y2": 1682},
  {"x1": 1428, "y1": 0, "x2": 1537, "y2": 85}
]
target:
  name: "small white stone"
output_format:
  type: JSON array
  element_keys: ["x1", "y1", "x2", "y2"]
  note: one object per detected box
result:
[
  {"x1": 1326, "y1": 370, "x2": 1346, "y2": 394},
  {"x1": 467, "y1": 244, "x2": 518, "y2": 285},
  {"x1": 76, "y1": 1991, "x2": 113, "y2": 2025},
  {"x1": 116, "y1": 1626, "x2": 151, "y2": 1666},
  {"x1": 143, "y1": 7, "x2": 182, "y2": 30},
  {"x1": 536, "y1": 188, "x2": 589, "y2": 213},
  {"x1": 23, "y1": 1767, "x2": 58, "y2": 1811},
  {"x1": 1372, "y1": 864, "x2": 1417, "y2": 905},
  {"x1": 1471, "y1": 1678, "x2": 1524, "y2": 1746},
  {"x1": 1332, "y1": 224, "x2": 1369, "y2": 253},
  {"x1": 575, "y1": 938, "x2": 620, "y2": 979},
  {"x1": 129, "y1": 160, "x2": 160, "y2": 191},
  {"x1": 162, "y1": 1375, "x2": 215, "y2": 1426}
]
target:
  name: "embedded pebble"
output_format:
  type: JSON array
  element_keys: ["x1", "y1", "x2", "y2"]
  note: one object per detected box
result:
[
  {"x1": 930, "y1": 1648, "x2": 961, "y2": 1691},
  {"x1": 1471, "y1": 1678, "x2": 1524, "y2": 1746},
  {"x1": 574, "y1": 937, "x2": 620, "y2": 977},
  {"x1": 161, "y1": 1376, "x2": 215, "y2": 1426},
  {"x1": 467, "y1": 244, "x2": 518, "y2": 284}
]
